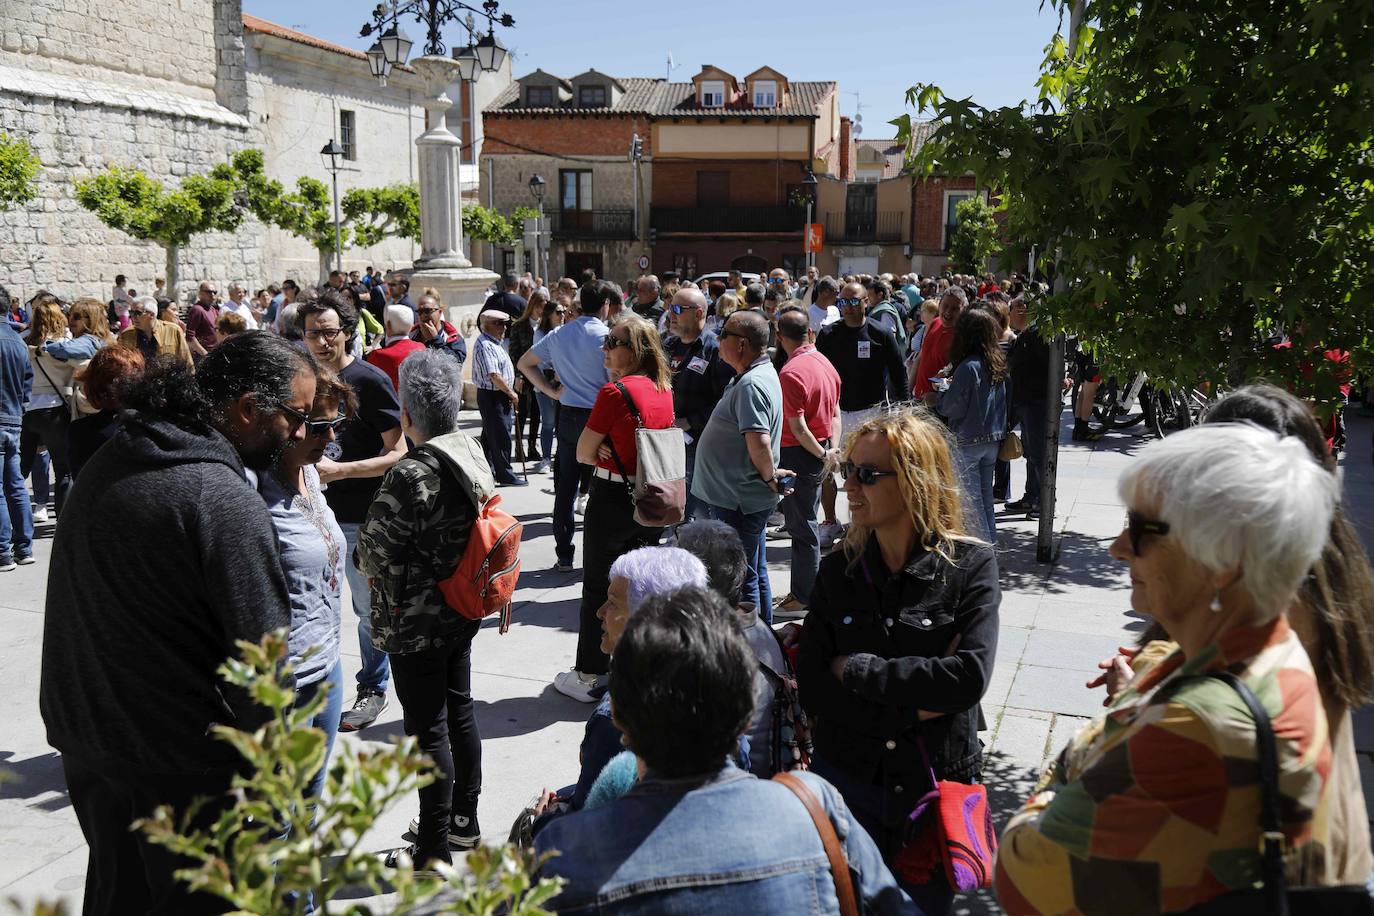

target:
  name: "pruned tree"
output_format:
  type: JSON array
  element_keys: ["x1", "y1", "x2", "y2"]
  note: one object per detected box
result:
[
  {"x1": 231, "y1": 150, "x2": 421, "y2": 282},
  {"x1": 894, "y1": 0, "x2": 1374, "y2": 398},
  {"x1": 948, "y1": 195, "x2": 1000, "y2": 275},
  {"x1": 0, "y1": 133, "x2": 41, "y2": 211},
  {"x1": 74, "y1": 162, "x2": 241, "y2": 302}
]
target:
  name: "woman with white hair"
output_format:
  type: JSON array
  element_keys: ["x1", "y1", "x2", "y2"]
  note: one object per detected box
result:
[
  {"x1": 531, "y1": 546, "x2": 708, "y2": 826},
  {"x1": 356, "y1": 349, "x2": 497, "y2": 870},
  {"x1": 996, "y1": 423, "x2": 1341, "y2": 915}
]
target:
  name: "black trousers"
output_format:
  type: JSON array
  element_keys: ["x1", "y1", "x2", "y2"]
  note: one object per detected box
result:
[
  {"x1": 514, "y1": 383, "x2": 541, "y2": 460},
  {"x1": 476, "y1": 388, "x2": 517, "y2": 484},
  {"x1": 19, "y1": 405, "x2": 71, "y2": 516},
  {"x1": 575, "y1": 476, "x2": 662, "y2": 675},
  {"x1": 63, "y1": 757, "x2": 234, "y2": 915},
  {"x1": 390, "y1": 622, "x2": 482, "y2": 864}
]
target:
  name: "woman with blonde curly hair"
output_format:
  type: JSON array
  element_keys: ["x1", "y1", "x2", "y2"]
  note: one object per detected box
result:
[
  {"x1": 798, "y1": 406, "x2": 1000, "y2": 914},
  {"x1": 554, "y1": 313, "x2": 676, "y2": 702}
]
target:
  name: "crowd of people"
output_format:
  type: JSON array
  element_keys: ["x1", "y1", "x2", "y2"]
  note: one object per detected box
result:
[{"x1": 2, "y1": 261, "x2": 1372, "y2": 915}]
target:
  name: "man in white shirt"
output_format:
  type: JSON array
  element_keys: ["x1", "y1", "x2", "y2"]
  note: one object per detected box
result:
[
  {"x1": 807, "y1": 276, "x2": 841, "y2": 332},
  {"x1": 221, "y1": 283, "x2": 258, "y2": 331}
]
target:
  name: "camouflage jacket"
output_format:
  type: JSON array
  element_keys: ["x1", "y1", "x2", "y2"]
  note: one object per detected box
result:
[{"x1": 355, "y1": 431, "x2": 496, "y2": 654}]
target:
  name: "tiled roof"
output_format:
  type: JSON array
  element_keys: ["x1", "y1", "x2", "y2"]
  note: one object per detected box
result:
[
  {"x1": 855, "y1": 123, "x2": 938, "y2": 178},
  {"x1": 242, "y1": 14, "x2": 413, "y2": 71},
  {"x1": 485, "y1": 75, "x2": 835, "y2": 118}
]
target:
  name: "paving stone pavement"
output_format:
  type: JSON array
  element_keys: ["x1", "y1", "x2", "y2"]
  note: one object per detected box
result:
[{"x1": 3, "y1": 408, "x2": 1371, "y2": 913}]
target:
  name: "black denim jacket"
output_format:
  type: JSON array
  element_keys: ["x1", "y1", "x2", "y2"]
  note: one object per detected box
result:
[{"x1": 798, "y1": 535, "x2": 1000, "y2": 825}]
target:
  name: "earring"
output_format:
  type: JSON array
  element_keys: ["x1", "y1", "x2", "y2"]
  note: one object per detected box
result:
[{"x1": 1209, "y1": 592, "x2": 1223, "y2": 613}]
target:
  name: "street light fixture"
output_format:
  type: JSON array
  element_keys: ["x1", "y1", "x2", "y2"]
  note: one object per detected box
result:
[
  {"x1": 529, "y1": 174, "x2": 546, "y2": 282},
  {"x1": 453, "y1": 43, "x2": 481, "y2": 83},
  {"x1": 803, "y1": 168, "x2": 818, "y2": 270},
  {"x1": 320, "y1": 140, "x2": 346, "y2": 276},
  {"x1": 365, "y1": 41, "x2": 392, "y2": 85},
  {"x1": 360, "y1": 1, "x2": 515, "y2": 79}
]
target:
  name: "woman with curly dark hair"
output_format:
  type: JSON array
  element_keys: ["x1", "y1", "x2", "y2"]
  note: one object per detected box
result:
[{"x1": 937, "y1": 307, "x2": 1008, "y2": 541}]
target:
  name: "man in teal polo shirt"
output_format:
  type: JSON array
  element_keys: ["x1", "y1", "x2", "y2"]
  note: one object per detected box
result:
[{"x1": 692, "y1": 310, "x2": 789, "y2": 622}]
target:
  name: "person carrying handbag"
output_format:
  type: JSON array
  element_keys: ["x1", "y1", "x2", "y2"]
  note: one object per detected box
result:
[{"x1": 552, "y1": 314, "x2": 676, "y2": 704}]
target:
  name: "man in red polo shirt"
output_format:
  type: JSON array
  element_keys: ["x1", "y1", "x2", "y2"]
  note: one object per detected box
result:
[
  {"x1": 365, "y1": 303, "x2": 425, "y2": 390},
  {"x1": 773, "y1": 308, "x2": 841, "y2": 619},
  {"x1": 912, "y1": 286, "x2": 966, "y2": 406}
]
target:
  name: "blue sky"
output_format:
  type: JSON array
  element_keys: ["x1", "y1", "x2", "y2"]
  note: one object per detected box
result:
[{"x1": 243, "y1": 0, "x2": 1066, "y2": 135}]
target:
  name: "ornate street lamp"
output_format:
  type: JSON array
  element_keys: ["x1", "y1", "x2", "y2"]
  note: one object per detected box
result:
[
  {"x1": 320, "y1": 140, "x2": 346, "y2": 275},
  {"x1": 528, "y1": 174, "x2": 546, "y2": 282},
  {"x1": 357, "y1": 0, "x2": 514, "y2": 312},
  {"x1": 803, "y1": 168, "x2": 818, "y2": 270}
]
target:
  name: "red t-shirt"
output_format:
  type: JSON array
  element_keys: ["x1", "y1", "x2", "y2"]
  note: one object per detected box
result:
[
  {"x1": 586, "y1": 374, "x2": 676, "y2": 476},
  {"x1": 366, "y1": 338, "x2": 425, "y2": 391},
  {"x1": 913, "y1": 318, "x2": 955, "y2": 397},
  {"x1": 779, "y1": 344, "x2": 842, "y2": 448}
]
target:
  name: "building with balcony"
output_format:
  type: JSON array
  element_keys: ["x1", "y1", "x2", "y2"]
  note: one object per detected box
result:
[
  {"x1": 648, "y1": 66, "x2": 838, "y2": 279},
  {"x1": 480, "y1": 69, "x2": 653, "y2": 282}
]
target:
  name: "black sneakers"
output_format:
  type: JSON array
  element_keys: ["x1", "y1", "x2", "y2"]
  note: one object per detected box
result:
[{"x1": 408, "y1": 812, "x2": 481, "y2": 850}]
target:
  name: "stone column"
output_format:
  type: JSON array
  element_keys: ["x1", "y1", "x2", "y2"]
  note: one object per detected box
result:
[{"x1": 406, "y1": 56, "x2": 497, "y2": 327}]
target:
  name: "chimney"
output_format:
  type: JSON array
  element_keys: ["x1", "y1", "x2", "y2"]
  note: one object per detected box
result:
[{"x1": 839, "y1": 116, "x2": 853, "y2": 180}]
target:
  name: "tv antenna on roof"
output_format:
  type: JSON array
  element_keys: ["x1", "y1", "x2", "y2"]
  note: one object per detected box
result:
[
  {"x1": 666, "y1": 52, "x2": 682, "y2": 82},
  {"x1": 844, "y1": 91, "x2": 867, "y2": 137}
]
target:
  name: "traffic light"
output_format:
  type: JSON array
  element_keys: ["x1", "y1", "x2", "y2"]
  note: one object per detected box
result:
[
  {"x1": 629, "y1": 134, "x2": 643, "y2": 161},
  {"x1": 648, "y1": 226, "x2": 657, "y2": 247}
]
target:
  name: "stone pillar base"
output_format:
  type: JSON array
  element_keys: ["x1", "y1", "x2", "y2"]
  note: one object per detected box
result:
[{"x1": 407, "y1": 265, "x2": 499, "y2": 409}]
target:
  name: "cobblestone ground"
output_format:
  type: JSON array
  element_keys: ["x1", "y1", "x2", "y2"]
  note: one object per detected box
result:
[{"x1": 3, "y1": 409, "x2": 1371, "y2": 913}]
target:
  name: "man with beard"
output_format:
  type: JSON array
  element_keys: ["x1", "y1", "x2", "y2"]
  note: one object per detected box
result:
[
  {"x1": 41, "y1": 333, "x2": 315, "y2": 914},
  {"x1": 301, "y1": 290, "x2": 407, "y2": 732}
]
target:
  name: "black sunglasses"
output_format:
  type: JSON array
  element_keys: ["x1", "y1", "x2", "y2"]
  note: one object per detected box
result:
[
  {"x1": 837, "y1": 297, "x2": 864, "y2": 309},
  {"x1": 840, "y1": 460, "x2": 898, "y2": 486},
  {"x1": 671, "y1": 303, "x2": 701, "y2": 314},
  {"x1": 303, "y1": 412, "x2": 348, "y2": 438},
  {"x1": 602, "y1": 335, "x2": 631, "y2": 350},
  {"x1": 1126, "y1": 510, "x2": 1170, "y2": 555}
]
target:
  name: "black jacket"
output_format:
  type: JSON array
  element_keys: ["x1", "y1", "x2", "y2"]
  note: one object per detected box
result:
[
  {"x1": 798, "y1": 536, "x2": 999, "y2": 828},
  {"x1": 40, "y1": 412, "x2": 291, "y2": 776},
  {"x1": 663, "y1": 330, "x2": 735, "y2": 438},
  {"x1": 814, "y1": 319, "x2": 908, "y2": 411},
  {"x1": 1009, "y1": 322, "x2": 1051, "y2": 406}
]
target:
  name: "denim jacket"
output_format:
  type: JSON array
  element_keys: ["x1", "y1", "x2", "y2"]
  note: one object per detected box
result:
[
  {"x1": 938, "y1": 356, "x2": 1008, "y2": 445},
  {"x1": 0, "y1": 323, "x2": 31, "y2": 427},
  {"x1": 535, "y1": 762, "x2": 915, "y2": 915}
]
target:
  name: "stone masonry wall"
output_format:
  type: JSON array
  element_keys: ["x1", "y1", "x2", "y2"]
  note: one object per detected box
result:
[{"x1": 0, "y1": 0, "x2": 264, "y2": 300}]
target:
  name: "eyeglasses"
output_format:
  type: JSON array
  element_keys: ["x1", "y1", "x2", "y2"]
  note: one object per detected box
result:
[
  {"x1": 768, "y1": 277, "x2": 787, "y2": 284},
  {"x1": 554, "y1": 308, "x2": 567, "y2": 315},
  {"x1": 840, "y1": 460, "x2": 899, "y2": 486},
  {"x1": 671, "y1": 303, "x2": 701, "y2": 314},
  {"x1": 302, "y1": 412, "x2": 348, "y2": 438},
  {"x1": 304, "y1": 328, "x2": 344, "y2": 342},
  {"x1": 277, "y1": 403, "x2": 309, "y2": 433},
  {"x1": 837, "y1": 297, "x2": 864, "y2": 309},
  {"x1": 128, "y1": 308, "x2": 150, "y2": 317},
  {"x1": 1125, "y1": 510, "x2": 1170, "y2": 556},
  {"x1": 602, "y1": 336, "x2": 631, "y2": 350},
  {"x1": 416, "y1": 307, "x2": 442, "y2": 316}
]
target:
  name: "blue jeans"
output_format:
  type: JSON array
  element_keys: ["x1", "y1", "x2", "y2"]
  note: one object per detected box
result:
[
  {"x1": 31, "y1": 450, "x2": 49, "y2": 508},
  {"x1": 553, "y1": 406, "x2": 592, "y2": 566},
  {"x1": 294, "y1": 659, "x2": 344, "y2": 799},
  {"x1": 1016, "y1": 401, "x2": 1048, "y2": 507},
  {"x1": 956, "y1": 441, "x2": 1000, "y2": 542},
  {"x1": 338, "y1": 521, "x2": 389, "y2": 695},
  {"x1": 707, "y1": 502, "x2": 774, "y2": 622},
  {"x1": 779, "y1": 445, "x2": 824, "y2": 604},
  {"x1": 0, "y1": 426, "x2": 32, "y2": 562},
  {"x1": 535, "y1": 391, "x2": 557, "y2": 462}
]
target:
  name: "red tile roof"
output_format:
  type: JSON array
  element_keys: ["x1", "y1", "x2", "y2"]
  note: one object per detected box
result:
[{"x1": 242, "y1": 14, "x2": 412, "y2": 71}]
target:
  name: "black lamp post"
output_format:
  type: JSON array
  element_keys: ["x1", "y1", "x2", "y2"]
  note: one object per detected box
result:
[
  {"x1": 528, "y1": 174, "x2": 546, "y2": 282},
  {"x1": 320, "y1": 140, "x2": 346, "y2": 275},
  {"x1": 360, "y1": 0, "x2": 512, "y2": 80}
]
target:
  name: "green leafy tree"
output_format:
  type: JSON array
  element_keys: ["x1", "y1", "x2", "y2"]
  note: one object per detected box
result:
[
  {"x1": 0, "y1": 133, "x2": 41, "y2": 211},
  {"x1": 462, "y1": 203, "x2": 515, "y2": 247},
  {"x1": 74, "y1": 163, "x2": 241, "y2": 302},
  {"x1": 894, "y1": 0, "x2": 1374, "y2": 399},
  {"x1": 231, "y1": 150, "x2": 421, "y2": 283},
  {"x1": 122, "y1": 632, "x2": 564, "y2": 914},
  {"x1": 948, "y1": 195, "x2": 1000, "y2": 275}
]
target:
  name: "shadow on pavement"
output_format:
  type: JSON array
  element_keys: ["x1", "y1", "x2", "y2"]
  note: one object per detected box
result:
[
  {"x1": 361, "y1": 685, "x2": 590, "y2": 744},
  {"x1": 0, "y1": 750, "x2": 70, "y2": 811}
]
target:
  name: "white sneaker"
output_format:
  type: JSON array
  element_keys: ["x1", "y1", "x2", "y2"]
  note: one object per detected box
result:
[
  {"x1": 765, "y1": 524, "x2": 790, "y2": 541},
  {"x1": 818, "y1": 521, "x2": 845, "y2": 545},
  {"x1": 31, "y1": 505, "x2": 48, "y2": 523},
  {"x1": 575, "y1": 494, "x2": 588, "y2": 515},
  {"x1": 533, "y1": 460, "x2": 551, "y2": 474},
  {"x1": 553, "y1": 669, "x2": 601, "y2": 703},
  {"x1": 768, "y1": 510, "x2": 785, "y2": 526}
]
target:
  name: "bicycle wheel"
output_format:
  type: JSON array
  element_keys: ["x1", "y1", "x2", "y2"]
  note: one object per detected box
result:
[
  {"x1": 1143, "y1": 387, "x2": 1168, "y2": 439},
  {"x1": 1096, "y1": 377, "x2": 1147, "y2": 429}
]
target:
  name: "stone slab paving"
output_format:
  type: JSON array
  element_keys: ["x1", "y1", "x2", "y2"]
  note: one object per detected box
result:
[{"x1": 4, "y1": 408, "x2": 1371, "y2": 914}]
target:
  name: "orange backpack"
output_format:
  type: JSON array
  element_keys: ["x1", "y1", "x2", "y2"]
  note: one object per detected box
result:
[{"x1": 411, "y1": 447, "x2": 523, "y2": 634}]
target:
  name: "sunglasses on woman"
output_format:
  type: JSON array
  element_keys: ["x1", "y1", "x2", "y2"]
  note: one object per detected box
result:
[
  {"x1": 278, "y1": 404, "x2": 347, "y2": 437},
  {"x1": 1125, "y1": 510, "x2": 1169, "y2": 555},
  {"x1": 840, "y1": 460, "x2": 898, "y2": 486},
  {"x1": 602, "y1": 336, "x2": 631, "y2": 350}
]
